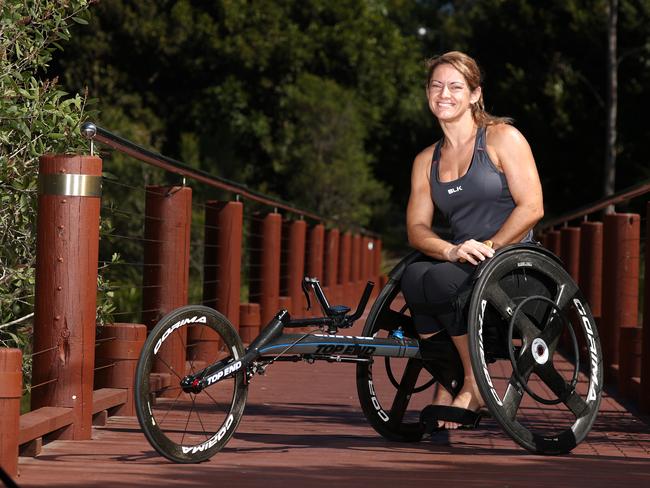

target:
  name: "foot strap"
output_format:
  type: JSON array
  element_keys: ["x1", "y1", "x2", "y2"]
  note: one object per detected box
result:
[{"x1": 419, "y1": 405, "x2": 484, "y2": 433}]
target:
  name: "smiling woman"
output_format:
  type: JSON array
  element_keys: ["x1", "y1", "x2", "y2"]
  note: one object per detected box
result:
[{"x1": 401, "y1": 51, "x2": 544, "y2": 429}]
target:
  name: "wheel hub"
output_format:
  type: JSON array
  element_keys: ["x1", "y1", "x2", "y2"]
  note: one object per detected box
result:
[{"x1": 531, "y1": 337, "x2": 549, "y2": 365}]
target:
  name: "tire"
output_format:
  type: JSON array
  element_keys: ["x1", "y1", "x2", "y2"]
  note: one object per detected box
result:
[
  {"x1": 134, "y1": 305, "x2": 248, "y2": 463},
  {"x1": 467, "y1": 248, "x2": 603, "y2": 455},
  {"x1": 356, "y1": 278, "x2": 433, "y2": 442}
]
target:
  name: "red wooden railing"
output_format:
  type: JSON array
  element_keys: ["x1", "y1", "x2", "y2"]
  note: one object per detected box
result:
[
  {"x1": 537, "y1": 180, "x2": 649, "y2": 414},
  {"x1": 0, "y1": 123, "x2": 383, "y2": 478}
]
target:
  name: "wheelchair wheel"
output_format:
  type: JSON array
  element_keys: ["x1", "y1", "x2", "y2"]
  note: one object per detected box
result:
[
  {"x1": 135, "y1": 305, "x2": 248, "y2": 463},
  {"x1": 468, "y1": 247, "x2": 603, "y2": 455},
  {"x1": 356, "y1": 276, "x2": 434, "y2": 442}
]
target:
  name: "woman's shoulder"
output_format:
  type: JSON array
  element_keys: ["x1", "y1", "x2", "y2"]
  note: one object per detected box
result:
[
  {"x1": 485, "y1": 123, "x2": 528, "y2": 149},
  {"x1": 414, "y1": 142, "x2": 438, "y2": 166}
]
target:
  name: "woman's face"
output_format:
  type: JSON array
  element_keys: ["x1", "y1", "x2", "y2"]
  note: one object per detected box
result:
[{"x1": 427, "y1": 63, "x2": 480, "y2": 123}]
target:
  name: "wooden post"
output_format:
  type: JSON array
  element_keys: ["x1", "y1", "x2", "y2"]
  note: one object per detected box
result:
[
  {"x1": 602, "y1": 213, "x2": 640, "y2": 382},
  {"x1": 641, "y1": 202, "x2": 650, "y2": 412},
  {"x1": 283, "y1": 220, "x2": 307, "y2": 317},
  {"x1": 577, "y1": 221, "x2": 603, "y2": 365},
  {"x1": 374, "y1": 238, "x2": 383, "y2": 281},
  {"x1": 360, "y1": 236, "x2": 369, "y2": 284},
  {"x1": 94, "y1": 323, "x2": 146, "y2": 416},
  {"x1": 351, "y1": 234, "x2": 362, "y2": 299},
  {"x1": 0, "y1": 348, "x2": 21, "y2": 477},
  {"x1": 558, "y1": 227, "x2": 581, "y2": 351},
  {"x1": 579, "y1": 222, "x2": 603, "y2": 318},
  {"x1": 339, "y1": 232, "x2": 352, "y2": 308},
  {"x1": 32, "y1": 154, "x2": 102, "y2": 440},
  {"x1": 203, "y1": 201, "x2": 243, "y2": 326},
  {"x1": 560, "y1": 227, "x2": 581, "y2": 281},
  {"x1": 278, "y1": 296, "x2": 292, "y2": 314},
  {"x1": 324, "y1": 229, "x2": 340, "y2": 305},
  {"x1": 618, "y1": 326, "x2": 642, "y2": 400},
  {"x1": 545, "y1": 229, "x2": 561, "y2": 256},
  {"x1": 307, "y1": 224, "x2": 325, "y2": 279},
  {"x1": 142, "y1": 186, "x2": 192, "y2": 395},
  {"x1": 239, "y1": 303, "x2": 261, "y2": 344},
  {"x1": 307, "y1": 223, "x2": 325, "y2": 315},
  {"x1": 249, "y1": 213, "x2": 282, "y2": 325},
  {"x1": 198, "y1": 201, "x2": 243, "y2": 361}
]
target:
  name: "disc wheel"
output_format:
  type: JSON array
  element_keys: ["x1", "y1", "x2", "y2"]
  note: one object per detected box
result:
[
  {"x1": 356, "y1": 277, "x2": 434, "y2": 442},
  {"x1": 468, "y1": 248, "x2": 603, "y2": 455},
  {"x1": 135, "y1": 305, "x2": 248, "y2": 463}
]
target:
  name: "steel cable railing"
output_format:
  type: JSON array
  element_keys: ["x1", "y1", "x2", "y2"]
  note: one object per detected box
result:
[{"x1": 82, "y1": 122, "x2": 381, "y2": 330}]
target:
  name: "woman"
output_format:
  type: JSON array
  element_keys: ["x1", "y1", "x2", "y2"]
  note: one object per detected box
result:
[{"x1": 402, "y1": 51, "x2": 544, "y2": 429}]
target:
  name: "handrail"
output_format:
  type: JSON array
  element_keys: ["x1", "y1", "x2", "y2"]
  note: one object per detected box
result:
[
  {"x1": 539, "y1": 178, "x2": 650, "y2": 230},
  {"x1": 80, "y1": 122, "x2": 324, "y2": 221}
]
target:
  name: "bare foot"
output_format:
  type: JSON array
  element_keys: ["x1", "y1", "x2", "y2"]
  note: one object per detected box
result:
[
  {"x1": 431, "y1": 383, "x2": 453, "y2": 428},
  {"x1": 444, "y1": 382, "x2": 485, "y2": 430}
]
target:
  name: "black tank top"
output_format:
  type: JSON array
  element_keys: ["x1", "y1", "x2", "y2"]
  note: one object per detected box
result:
[{"x1": 429, "y1": 126, "x2": 533, "y2": 244}]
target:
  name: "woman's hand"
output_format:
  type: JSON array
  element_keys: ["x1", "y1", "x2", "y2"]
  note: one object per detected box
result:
[{"x1": 445, "y1": 239, "x2": 494, "y2": 265}]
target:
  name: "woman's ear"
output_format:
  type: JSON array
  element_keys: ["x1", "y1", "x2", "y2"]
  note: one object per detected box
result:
[{"x1": 470, "y1": 86, "x2": 482, "y2": 105}]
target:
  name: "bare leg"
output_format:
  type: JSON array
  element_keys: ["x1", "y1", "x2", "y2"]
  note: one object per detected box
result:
[{"x1": 444, "y1": 333, "x2": 485, "y2": 429}]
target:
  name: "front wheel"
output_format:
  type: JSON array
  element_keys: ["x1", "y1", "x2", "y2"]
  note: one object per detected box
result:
[
  {"x1": 468, "y1": 249, "x2": 603, "y2": 455},
  {"x1": 134, "y1": 305, "x2": 248, "y2": 463}
]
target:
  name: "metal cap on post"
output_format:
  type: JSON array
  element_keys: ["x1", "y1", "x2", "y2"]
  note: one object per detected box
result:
[{"x1": 32, "y1": 154, "x2": 102, "y2": 440}]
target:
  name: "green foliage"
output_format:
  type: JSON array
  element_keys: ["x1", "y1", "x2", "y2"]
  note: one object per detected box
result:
[
  {"x1": 52, "y1": 0, "x2": 424, "y2": 228},
  {"x1": 280, "y1": 74, "x2": 388, "y2": 224},
  {"x1": 0, "y1": 1, "x2": 94, "y2": 375},
  {"x1": 47, "y1": 0, "x2": 650, "y2": 251}
]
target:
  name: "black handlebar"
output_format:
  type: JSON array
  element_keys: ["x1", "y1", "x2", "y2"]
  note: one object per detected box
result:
[
  {"x1": 298, "y1": 276, "x2": 374, "y2": 329},
  {"x1": 347, "y1": 281, "x2": 374, "y2": 322}
]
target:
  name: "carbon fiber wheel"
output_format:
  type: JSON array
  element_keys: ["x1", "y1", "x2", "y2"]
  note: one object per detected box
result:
[
  {"x1": 135, "y1": 305, "x2": 248, "y2": 463},
  {"x1": 356, "y1": 277, "x2": 433, "y2": 442},
  {"x1": 468, "y1": 246, "x2": 603, "y2": 455}
]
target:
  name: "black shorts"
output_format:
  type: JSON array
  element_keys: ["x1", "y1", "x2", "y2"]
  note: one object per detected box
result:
[{"x1": 400, "y1": 259, "x2": 476, "y2": 336}]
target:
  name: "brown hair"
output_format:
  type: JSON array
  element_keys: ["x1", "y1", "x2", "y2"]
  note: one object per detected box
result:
[{"x1": 426, "y1": 51, "x2": 512, "y2": 127}]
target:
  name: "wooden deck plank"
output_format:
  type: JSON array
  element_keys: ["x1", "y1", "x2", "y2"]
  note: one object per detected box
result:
[
  {"x1": 18, "y1": 407, "x2": 74, "y2": 445},
  {"x1": 92, "y1": 388, "x2": 127, "y2": 414}
]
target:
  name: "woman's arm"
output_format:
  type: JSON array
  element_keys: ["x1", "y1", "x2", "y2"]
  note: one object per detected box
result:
[
  {"x1": 487, "y1": 124, "x2": 544, "y2": 249},
  {"x1": 406, "y1": 146, "x2": 494, "y2": 264}
]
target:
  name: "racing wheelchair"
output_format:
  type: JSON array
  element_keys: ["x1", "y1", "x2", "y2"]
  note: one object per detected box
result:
[{"x1": 134, "y1": 243, "x2": 603, "y2": 463}]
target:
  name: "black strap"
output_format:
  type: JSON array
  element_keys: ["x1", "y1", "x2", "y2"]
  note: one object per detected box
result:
[{"x1": 420, "y1": 405, "x2": 483, "y2": 431}]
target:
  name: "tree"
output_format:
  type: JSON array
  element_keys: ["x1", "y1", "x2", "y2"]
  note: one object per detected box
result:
[
  {"x1": 51, "y1": 0, "x2": 425, "y2": 227},
  {"x1": 0, "y1": 1, "x2": 93, "y2": 374},
  {"x1": 604, "y1": 0, "x2": 618, "y2": 211}
]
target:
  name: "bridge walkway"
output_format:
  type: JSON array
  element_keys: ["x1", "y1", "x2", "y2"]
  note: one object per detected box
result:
[{"x1": 14, "y1": 320, "x2": 650, "y2": 488}]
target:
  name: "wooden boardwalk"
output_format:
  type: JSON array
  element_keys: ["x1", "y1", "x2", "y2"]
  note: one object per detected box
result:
[{"x1": 14, "y1": 317, "x2": 650, "y2": 488}]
